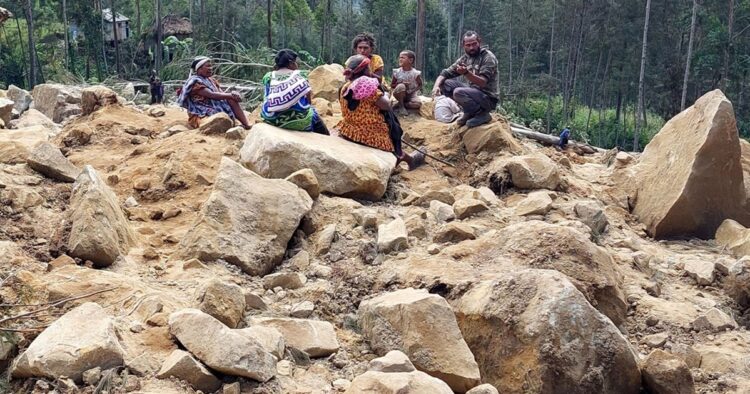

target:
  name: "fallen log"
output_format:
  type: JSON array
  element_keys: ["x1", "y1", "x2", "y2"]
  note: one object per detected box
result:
[{"x1": 509, "y1": 123, "x2": 603, "y2": 155}]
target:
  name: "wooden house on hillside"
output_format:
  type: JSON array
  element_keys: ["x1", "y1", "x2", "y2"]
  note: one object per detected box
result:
[{"x1": 102, "y1": 8, "x2": 130, "y2": 43}]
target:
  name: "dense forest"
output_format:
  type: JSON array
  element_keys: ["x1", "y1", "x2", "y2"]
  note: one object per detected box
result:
[{"x1": 0, "y1": 0, "x2": 748, "y2": 150}]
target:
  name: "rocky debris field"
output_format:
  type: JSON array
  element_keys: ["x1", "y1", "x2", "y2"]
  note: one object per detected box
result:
[{"x1": 1, "y1": 74, "x2": 750, "y2": 394}]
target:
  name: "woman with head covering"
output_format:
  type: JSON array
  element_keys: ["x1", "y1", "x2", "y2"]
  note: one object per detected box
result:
[
  {"x1": 336, "y1": 55, "x2": 425, "y2": 170},
  {"x1": 177, "y1": 56, "x2": 252, "y2": 129},
  {"x1": 261, "y1": 49, "x2": 328, "y2": 134}
]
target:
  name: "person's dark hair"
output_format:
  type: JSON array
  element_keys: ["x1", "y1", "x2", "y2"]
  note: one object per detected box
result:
[
  {"x1": 352, "y1": 32, "x2": 376, "y2": 52},
  {"x1": 274, "y1": 49, "x2": 298, "y2": 70},
  {"x1": 401, "y1": 50, "x2": 416, "y2": 63},
  {"x1": 463, "y1": 30, "x2": 480, "y2": 41}
]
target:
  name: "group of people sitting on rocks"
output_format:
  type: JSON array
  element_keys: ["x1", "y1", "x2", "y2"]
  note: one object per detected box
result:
[{"x1": 177, "y1": 30, "x2": 499, "y2": 170}]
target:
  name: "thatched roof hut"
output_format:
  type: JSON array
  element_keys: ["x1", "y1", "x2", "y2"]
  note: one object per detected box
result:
[{"x1": 150, "y1": 14, "x2": 193, "y2": 37}]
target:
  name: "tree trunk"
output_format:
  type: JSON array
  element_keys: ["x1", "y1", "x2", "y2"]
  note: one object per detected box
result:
[
  {"x1": 507, "y1": 0, "x2": 513, "y2": 93},
  {"x1": 221, "y1": 0, "x2": 227, "y2": 52},
  {"x1": 457, "y1": 0, "x2": 464, "y2": 55},
  {"x1": 546, "y1": 0, "x2": 555, "y2": 133},
  {"x1": 155, "y1": 0, "x2": 162, "y2": 71},
  {"x1": 722, "y1": 0, "x2": 734, "y2": 91},
  {"x1": 111, "y1": 0, "x2": 121, "y2": 76},
  {"x1": 23, "y1": 0, "x2": 37, "y2": 87},
  {"x1": 99, "y1": 0, "x2": 108, "y2": 72},
  {"x1": 267, "y1": 0, "x2": 272, "y2": 48},
  {"x1": 681, "y1": 0, "x2": 698, "y2": 111},
  {"x1": 635, "y1": 0, "x2": 651, "y2": 152},
  {"x1": 415, "y1": 0, "x2": 426, "y2": 70},
  {"x1": 445, "y1": 0, "x2": 452, "y2": 62},
  {"x1": 13, "y1": 18, "x2": 29, "y2": 89},
  {"x1": 136, "y1": 0, "x2": 141, "y2": 37},
  {"x1": 62, "y1": 0, "x2": 71, "y2": 71},
  {"x1": 280, "y1": 0, "x2": 285, "y2": 47}
]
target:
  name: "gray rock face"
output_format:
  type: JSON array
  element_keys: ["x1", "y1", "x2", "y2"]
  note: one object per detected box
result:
[
  {"x1": 175, "y1": 158, "x2": 312, "y2": 276},
  {"x1": 455, "y1": 269, "x2": 641, "y2": 394},
  {"x1": 251, "y1": 317, "x2": 340, "y2": 358},
  {"x1": 156, "y1": 349, "x2": 222, "y2": 393},
  {"x1": 240, "y1": 123, "x2": 396, "y2": 201},
  {"x1": 7, "y1": 85, "x2": 32, "y2": 115},
  {"x1": 67, "y1": 166, "x2": 137, "y2": 267},
  {"x1": 11, "y1": 303, "x2": 124, "y2": 383},
  {"x1": 168, "y1": 309, "x2": 277, "y2": 382},
  {"x1": 31, "y1": 83, "x2": 82, "y2": 123},
  {"x1": 359, "y1": 288, "x2": 481, "y2": 393},
  {"x1": 27, "y1": 142, "x2": 81, "y2": 182},
  {"x1": 574, "y1": 201, "x2": 608, "y2": 234}
]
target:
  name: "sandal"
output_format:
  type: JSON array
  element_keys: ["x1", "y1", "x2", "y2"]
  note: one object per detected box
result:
[{"x1": 408, "y1": 148, "x2": 427, "y2": 171}]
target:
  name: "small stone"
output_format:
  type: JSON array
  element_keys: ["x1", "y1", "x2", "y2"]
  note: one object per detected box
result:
[
  {"x1": 377, "y1": 218, "x2": 408, "y2": 253},
  {"x1": 156, "y1": 349, "x2": 221, "y2": 393},
  {"x1": 183, "y1": 259, "x2": 207, "y2": 270},
  {"x1": 332, "y1": 378, "x2": 351, "y2": 391},
  {"x1": 433, "y1": 222, "x2": 476, "y2": 243},
  {"x1": 225, "y1": 126, "x2": 246, "y2": 140},
  {"x1": 429, "y1": 200, "x2": 455, "y2": 222},
  {"x1": 133, "y1": 177, "x2": 151, "y2": 191},
  {"x1": 244, "y1": 292, "x2": 268, "y2": 311},
  {"x1": 146, "y1": 312, "x2": 168, "y2": 327},
  {"x1": 671, "y1": 343, "x2": 702, "y2": 369},
  {"x1": 368, "y1": 350, "x2": 415, "y2": 373},
  {"x1": 453, "y1": 198, "x2": 489, "y2": 219},
  {"x1": 427, "y1": 244, "x2": 440, "y2": 255},
  {"x1": 199, "y1": 112, "x2": 233, "y2": 134},
  {"x1": 290, "y1": 250, "x2": 311, "y2": 270},
  {"x1": 290, "y1": 301, "x2": 315, "y2": 318},
  {"x1": 574, "y1": 201, "x2": 609, "y2": 234},
  {"x1": 692, "y1": 308, "x2": 737, "y2": 332},
  {"x1": 143, "y1": 248, "x2": 159, "y2": 260},
  {"x1": 311, "y1": 264, "x2": 333, "y2": 277},
  {"x1": 223, "y1": 382, "x2": 241, "y2": 394},
  {"x1": 315, "y1": 224, "x2": 337, "y2": 255},
  {"x1": 162, "y1": 208, "x2": 182, "y2": 219},
  {"x1": 285, "y1": 168, "x2": 321, "y2": 199},
  {"x1": 129, "y1": 322, "x2": 145, "y2": 333},
  {"x1": 644, "y1": 281, "x2": 661, "y2": 297},
  {"x1": 641, "y1": 332, "x2": 668, "y2": 348},
  {"x1": 277, "y1": 360, "x2": 293, "y2": 376},
  {"x1": 124, "y1": 196, "x2": 139, "y2": 208},
  {"x1": 515, "y1": 191, "x2": 553, "y2": 216},
  {"x1": 683, "y1": 260, "x2": 715, "y2": 285},
  {"x1": 263, "y1": 272, "x2": 306, "y2": 290},
  {"x1": 196, "y1": 279, "x2": 246, "y2": 328},
  {"x1": 354, "y1": 210, "x2": 378, "y2": 229},
  {"x1": 107, "y1": 174, "x2": 120, "y2": 186},
  {"x1": 82, "y1": 367, "x2": 102, "y2": 386},
  {"x1": 167, "y1": 125, "x2": 189, "y2": 136},
  {"x1": 47, "y1": 254, "x2": 76, "y2": 271},
  {"x1": 646, "y1": 315, "x2": 660, "y2": 327},
  {"x1": 467, "y1": 384, "x2": 500, "y2": 394}
]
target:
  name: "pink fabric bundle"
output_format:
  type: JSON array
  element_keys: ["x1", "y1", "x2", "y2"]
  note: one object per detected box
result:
[{"x1": 346, "y1": 76, "x2": 380, "y2": 100}]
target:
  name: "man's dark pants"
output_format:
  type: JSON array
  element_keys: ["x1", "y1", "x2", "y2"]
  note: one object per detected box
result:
[{"x1": 442, "y1": 79, "x2": 496, "y2": 117}]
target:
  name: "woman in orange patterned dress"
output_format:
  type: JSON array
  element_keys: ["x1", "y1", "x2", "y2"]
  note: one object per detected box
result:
[{"x1": 335, "y1": 55, "x2": 425, "y2": 170}]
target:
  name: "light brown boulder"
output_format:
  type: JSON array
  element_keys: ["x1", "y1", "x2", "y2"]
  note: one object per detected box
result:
[
  {"x1": 691, "y1": 308, "x2": 737, "y2": 332},
  {"x1": 345, "y1": 370, "x2": 453, "y2": 394},
  {"x1": 199, "y1": 112, "x2": 233, "y2": 134},
  {"x1": 716, "y1": 219, "x2": 750, "y2": 257},
  {"x1": 156, "y1": 349, "x2": 222, "y2": 393},
  {"x1": 251, "y1": 317, "x2": 339, "y2": 358},
  {"x1": 262, "y1": 272, "x2": 306, "y2": 290},
  {"x1": 641, "y1": 350, "x2": 695, "y2": 394},
  {"x1": 490, "y1": 221, "x2": 626, "y2": 325},
  {"x1": 81, "y1": 85, "x2": 120, "y2": 115},
  {"x1": 238, "y1": 326, "x2": 286, "y2": 360},
  {"x1": 285, "y1": 168, "x2": 320, "y2": 199},
  {"x1": 453, "y1": 198, "x2": 489, "y2": 219},
  {"x1": 311, "y1": 97, "x2": 332, "y2": 116},
  {"x1": 240, "y1": 123, "x2": 396, "y2": 201},
  {"x1": 514, "y1": 191, "x2": 553, "y2": 216},
  {"x1": 368, "y1": 350, "x2": 416, "y2": 373},
  {"x1": 633, "y1": 90, "x2": 748, "y2": 239},
  {"x1": 11, "y1": 303, "x2": 124, "y2": 383},
  {"x1": 175, "y1": 158, "x2": 312, "y2": 276},
  {"x1": 309, "y1": 64, "x2": 346, "y2": 102},
  {"x1": 504, "y1": 153, "x2": 561, "y2": 190},
  {"x1": 7, "y1": 85, "x2": 32, "y2": 115},
  {"x1": 467, "y1": 384, "x2": 500, "y2": 394},
  {"x1": 27, "y1": 142, "x2": 81, "y2": 182},
  {"x1": 455, "y1": 269, "x2": 640, "y2": 394},
  {"x1": 168, "y1": 309, "x2": 276, "y2": 381},
  {"x1": 67, "y1": 166, "x2": 137, "y2": 267},
  {"x1": 196, "y1": 279, "x2": 246, "y2": 328},
  {"x1": 0, "y1": 97, "x2": 13, "y2": 124},
  {"x1": 430, "y1": 200, "x2": 456, "y2": 222},
  {"x1": 575, "y1": 201, "x2": 608, "y2": 234},
  {"x1": 359, "y1": 288, "x2": 480, "y2": 393},
  {"x1": 461, "y1": 117, "x2": 521, "y2": 154},
  {"x1": 0, "y1": 125, "x2": 48, "y2": 164},
  {"x1": 31, "y1": 83, "x2": 82, "y2": 122},
  {"x1": 433, "y1": 222, "x2": 476, "y2": 244},
  {"x1": 9, "y1": 108, "x2": 58, "y2": 132},
  {"x1": 727, "y1": 257, "x2": 750, "y2": 309}
]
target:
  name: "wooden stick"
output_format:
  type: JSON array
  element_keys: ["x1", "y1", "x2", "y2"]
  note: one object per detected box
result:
[{"x1": 401, "y1": 139, "x2": 457, "y2": 167}]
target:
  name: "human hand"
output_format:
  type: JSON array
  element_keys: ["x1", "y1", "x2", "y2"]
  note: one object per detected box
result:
[
  {"x1": 231, "y1": 92, "x2": 242, "y2": 101},
  {"x1": 431, "y1": 85, "x2": 441, "y2": 97},
  {"x1": 456, "y1": 64, "x2": 468, "y2": 75}
]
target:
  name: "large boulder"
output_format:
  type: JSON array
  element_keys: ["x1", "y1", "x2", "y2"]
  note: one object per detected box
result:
[
  {"x1": 31, "y1": 83, "x2": 82, "y2": 123},
  {"x1": 309, "y1": 64, "x2": 346, "y2": 102},
  {"x1": 715, "y1": 219, "x2": 750, "y2": 258},
  {"x1": 0, "y1": 125, "x2": 48, "y2": 164},
  {"x1": 346, "y1": 370, "x2": 453, "y2": 394},
  {"x1": 175, "y1": 158, "x2": 312, "y2": 276},
  {"x1": 7, "y1": 85, "x2": 32, "y2": 115},
  {"x1": 9, "y1": 108, "x2": 58, "y2": 132},
  {"x1": 168, "y1": 309, "x2": 277, "y2": 382},
  {"x1": 358, "y1": 288, "x2": 481, "y2": 393},
  {"x1": 0, "y1": 97, "x2": 13, "y2": 124},
  {"x1": 195, "y1": 279, "x2": 246, "y2": 328},
  {"x1": 240, "y1": 123, "x2": 397, "y2": 200},
  {"x1": 66, "y1": 166, "x2": 137, "y2": 267},
  {"x1": 727, "y1": 257, "x2": 750, "y2": 309},
  {"x1": 454, "y1": 269, "x2": 641, "y2": 394},
  {"x1": 504, "y1": 153, "x2": 561, "y2": 190},
  {"x1": 251, "y1": 317, "x2": 339, "y2": 358},
  {"x1": 641, "y1": 349, "x2": 695, "y2": 394},
  {"x1": 156, "y1": 349, "x2": 222, "y2": 393},
  {"x1": 461, "y1": 117, "x2": 521, "y2": 154},
  {"x1": 81, "y1": 85, "x2": 120, "y2": 115},
  {"x1": 11, "y1": 303, "x2": 124, "y2": 383},
  {"x1": 27, "y1": 142, "x2": 81, "y2": 182},
  {"x1": 633, "y1": 89, "x2": 748, "y2": 238},
  {"x1": 491, "y1": 221, "x2": 627, "y2": 326}
]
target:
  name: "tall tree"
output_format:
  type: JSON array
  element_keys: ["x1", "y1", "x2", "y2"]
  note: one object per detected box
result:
[
  {"x1": 155, "y1": 0, "x2": 162, "y2": 71},
  {"x1": 267, "y1": 0, "x2": 272, "y2": 48},
  {"x1": 23, "y1": 0, "x2": 37, "y2": 87},
  {"x1": 546, "y1": 0, "x2": 556, "y2": 133},
  {"x1": 416, "y1": 0, "x2": 426, "y2": 70},
  {"x1": 110, "y1": 0, "x2": 122, "y2": 76},
  {"x1": 681, "y1": 0, "x2": 698, "y2": 111},
  {"x1": 135, "y1": 0, "x2": 141, "y2": 37},
  {"x1": 62, "y1": 0, "x2": 71, "y2": 71},
  {"x1": 722, "y1": 0, "x2": 735, "y2": 91},
  {"x1": 635, "y1": 0, "x2": 652, "y2": 151}
]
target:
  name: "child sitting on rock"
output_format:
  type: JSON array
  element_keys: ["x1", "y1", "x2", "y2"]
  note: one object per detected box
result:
[{"x1": 390, "y1": 50, "x2": 423, "y2": 116}]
